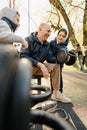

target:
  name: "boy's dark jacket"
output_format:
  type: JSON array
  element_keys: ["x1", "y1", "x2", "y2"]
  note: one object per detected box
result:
[
  {"x1": 20, "y1": 32, "x2": 57, "y2": 66},
  {"x1": 50, "y1": 37, "x2": 69, "y2": 56}
]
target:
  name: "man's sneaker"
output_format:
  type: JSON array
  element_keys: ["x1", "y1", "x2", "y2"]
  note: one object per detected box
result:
[{"x1": 51, "y1": 91, "x2": 71, "y2": 103}]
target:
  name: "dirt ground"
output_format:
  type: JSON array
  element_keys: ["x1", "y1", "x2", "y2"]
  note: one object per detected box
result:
[{"x1": 39, "y1": 68, "x2": 87, "y2": 129}]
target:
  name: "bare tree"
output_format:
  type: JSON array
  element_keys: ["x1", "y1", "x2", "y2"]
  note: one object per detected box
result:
[
  {"x1": 83, "y1": 0, "x2": 87, "y2": 46},
  {"x1": 8, "y1": 0, "x2": 15, "y2": 8},
  {"x1": 47, "y1": 8, "x2": 62, "y2": 31},
  {"x1": 49, "y1": 0, "x2": 78, "y2": 47},
  {"x1": 49, "y1": 0, "x2": 87, "y2": 47}
]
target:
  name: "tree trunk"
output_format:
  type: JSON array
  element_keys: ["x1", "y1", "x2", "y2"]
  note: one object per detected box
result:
[
  {"x1": 49, "y1": 0, "x2": 78, "y2": 46},
  {"x1": 8, "y1": 0, "x2": 15, "y2": 8},
  {"x1": 83, "y1": 0, "x2": 87, "y2": 46}
]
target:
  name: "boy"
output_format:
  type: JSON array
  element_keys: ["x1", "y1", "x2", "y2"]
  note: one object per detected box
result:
[{"x1": 0, "y1": 7, "x2": 28, "y2": 49}]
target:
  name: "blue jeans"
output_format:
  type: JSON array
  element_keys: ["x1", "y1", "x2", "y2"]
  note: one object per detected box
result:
[{"x1": 78, "y1": 55, "x2": 84, "y2": 71}]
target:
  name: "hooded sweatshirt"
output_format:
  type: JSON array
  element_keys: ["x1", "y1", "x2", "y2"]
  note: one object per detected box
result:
[
  {"x1": 50, "y1": 37, "x2": 69, "y2": 56},
  {"x1": 0, "y1": 7, "x2": 23, "y2": 44}
]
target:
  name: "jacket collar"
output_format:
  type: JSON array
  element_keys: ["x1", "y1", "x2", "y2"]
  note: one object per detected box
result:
[
  {"x1": 1, "y1": 16, "x2": 17, "y2": 32},
  {"x1": 31, "y1": 32, "x2": 48, "y2": 45}
]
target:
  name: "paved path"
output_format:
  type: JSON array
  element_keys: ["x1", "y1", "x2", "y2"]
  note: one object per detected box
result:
[
  {"x1": 61, "y1": 69, "x2": 87, "y2": 129},
  {"x1": 42, "y1": 69, "x2": 87, "y2": 129},
  {"x1": 63, "y1": 69, "x2": 87, "y2": 105},
  {"x1": 34, "y1": 69, "x2": 87, "y2": 129}
]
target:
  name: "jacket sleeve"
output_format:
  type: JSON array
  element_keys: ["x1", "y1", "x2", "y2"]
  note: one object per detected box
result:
[
  {"x1": 20, "y1": 37, "x2": 39, "y2": 66},
  {"x1": 20, "y1": 51, "x2": 39, "y2": 66},
  {"x1": 46, "y1": 45, "x2": 57, "y2": 63},
  {"x1": 0, "y1": 21, "x2": 23, "y2": 43}
]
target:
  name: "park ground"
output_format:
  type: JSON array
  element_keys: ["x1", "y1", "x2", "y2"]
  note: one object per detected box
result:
[{"x1": 38, "y1": 66, "x2": 87, "y2": 130}]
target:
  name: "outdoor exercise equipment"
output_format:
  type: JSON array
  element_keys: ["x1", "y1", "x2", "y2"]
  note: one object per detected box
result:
[
  {"x1": 30, "y1": 109, "x2": 75, "y2": 130},
  {"x1": 31, "y1": 100, "x2": 76, "y2": 130},
  {"x1": 30, "y1": 84, "x2": 51, "y2": 106},
  {"x1": 0, "y1": 45, "x2": 19, "y2": 130},
  {"x1": 0, "y1": 44, "x2": 75, "y2": 130},
  {"x1": 65, "y1": 50, "x2": 77, "y2": 66},
  {"x1": 0, "y1": 45, "x2": 32, "y2": 130},
  {"x1": 10, "y1": 58, "x2": 32, "y2": 130},
  {"x1": 56, "y1": 48, "x2": 77, "y2": 65}
]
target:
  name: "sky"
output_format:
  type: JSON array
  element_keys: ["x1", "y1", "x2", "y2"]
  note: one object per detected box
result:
[{"x1": 0, "y1": 0, "x2": 51, "y2": 38}]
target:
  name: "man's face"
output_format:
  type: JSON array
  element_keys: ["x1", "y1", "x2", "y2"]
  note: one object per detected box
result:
[
  {"x1": 57, "y1": 31, "x2": 66, "y2": 43},
  {"x1": 40, "y1": 26, "x2": 51, "y2": 41}
]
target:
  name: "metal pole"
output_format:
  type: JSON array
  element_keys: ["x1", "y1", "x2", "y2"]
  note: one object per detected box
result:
[{"x1": 28, "y1": 0, "x2": 30, "y2": 35}]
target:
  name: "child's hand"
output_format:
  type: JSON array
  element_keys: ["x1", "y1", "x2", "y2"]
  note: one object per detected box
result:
[{"x1": 65, "y1": 55, "x2": 70, "y2": 63}]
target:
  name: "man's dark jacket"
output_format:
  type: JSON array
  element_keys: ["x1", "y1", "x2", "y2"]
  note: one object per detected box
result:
[{"x1": 20, "y1": 32, "x2": 57, "y2": 66}]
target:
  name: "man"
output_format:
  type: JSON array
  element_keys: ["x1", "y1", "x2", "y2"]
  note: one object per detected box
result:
[{"x1": 20, "y1": 23, "x2": 71, "y2": 103}]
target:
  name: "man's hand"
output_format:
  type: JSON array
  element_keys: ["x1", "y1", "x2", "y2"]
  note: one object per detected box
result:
[
  {"x1": 21, "y1": 40, "x2": 28, "y2": 49},
  {"x1": 37, "y1": 62, "x2": 50, "y2": 79}
]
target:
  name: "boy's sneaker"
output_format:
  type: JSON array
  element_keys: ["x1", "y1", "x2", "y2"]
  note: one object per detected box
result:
[{"x1": 51, "y1": 91, "x2": 71, "y2": 103}]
